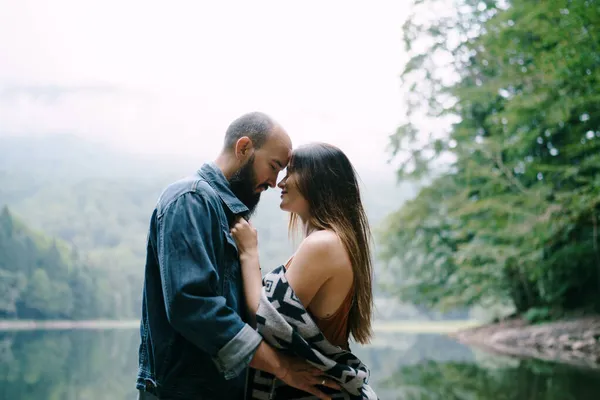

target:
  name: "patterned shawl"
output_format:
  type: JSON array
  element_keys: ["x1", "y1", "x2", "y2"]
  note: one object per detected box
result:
[{"x1": 245, "y1": 266, "x2": 378, "y2": 400}]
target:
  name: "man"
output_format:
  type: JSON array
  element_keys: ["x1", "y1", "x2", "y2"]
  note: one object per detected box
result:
[{"x1": 136, "y1": 112, "x2": 337, "y2": 400}]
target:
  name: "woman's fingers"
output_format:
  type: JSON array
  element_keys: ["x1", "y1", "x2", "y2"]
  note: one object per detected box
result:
[{"x1": 231, "y1": 219, "x2": 252, "y2": 232}]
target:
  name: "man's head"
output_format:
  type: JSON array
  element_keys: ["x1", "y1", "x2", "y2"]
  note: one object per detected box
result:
[{"x1": 222, "y1": 112, "x2": 292, "y2": 215}]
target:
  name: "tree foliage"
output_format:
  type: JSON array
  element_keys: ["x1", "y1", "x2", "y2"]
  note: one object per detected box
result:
[
  {"x1": 0, "y1": 206, "x2": 117, "y2": 319},
  {"x1": 381, "y1": 0, "x2": 600, "y2": 315}
]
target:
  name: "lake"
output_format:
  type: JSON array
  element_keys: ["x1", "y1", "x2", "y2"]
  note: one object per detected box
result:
[{"x1": 1, "y1": 325, "x2": 600, "y2": 399}]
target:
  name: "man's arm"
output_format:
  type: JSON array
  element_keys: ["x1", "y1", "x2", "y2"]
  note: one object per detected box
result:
[{"x1": 157, "y1": 191, "x2": 262, "y2": 380}]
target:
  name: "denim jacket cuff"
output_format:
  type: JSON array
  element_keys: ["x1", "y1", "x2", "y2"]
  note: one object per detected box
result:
[{"x1": 213, "y1": 323, "x2": 262, "y2": 380}]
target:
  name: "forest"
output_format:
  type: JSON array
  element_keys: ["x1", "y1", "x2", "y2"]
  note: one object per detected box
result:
[{"x1": 380, "y1": 0, "x2": 600, "y2": 321}]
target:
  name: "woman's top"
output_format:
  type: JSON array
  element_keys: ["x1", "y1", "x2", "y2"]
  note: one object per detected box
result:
[{"x1": 284, "y1": 257, "x2": 354, "y2": 350}]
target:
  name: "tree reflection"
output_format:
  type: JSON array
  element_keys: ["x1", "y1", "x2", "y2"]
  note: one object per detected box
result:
[
  {"x1": 0, "y1": 329, "x2": 139, "y2": 400},
  {"x1": 2, "y1": 330, "x2": 600, "y2": 399},
  {"x1": 386, "y1": 359, "x2": 600, "y2": 400}
]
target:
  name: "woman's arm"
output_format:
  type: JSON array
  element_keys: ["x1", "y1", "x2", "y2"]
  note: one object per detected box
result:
[
  {"x1": 238, "y1": 251, "x2": 262, "y2": 326},
  {"x1": 230, "y1": 218, "x2": 263, "y2": 327}
]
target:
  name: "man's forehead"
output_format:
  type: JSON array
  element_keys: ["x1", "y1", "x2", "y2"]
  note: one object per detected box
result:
[
  {"x1": 263, "y1": 130, "x2": 291, "y2": 162},
  {"x1": 268, "y1": 148, "x2": 291, "y2": 168},
  {"x1": 273, "y1": 152, "x2": 291, "y2": 168}
]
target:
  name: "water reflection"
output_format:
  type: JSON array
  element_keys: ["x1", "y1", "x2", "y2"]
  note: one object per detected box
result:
[
  {"x1": 387, "y1": 359, "x2": 600, "y2": 400},
  {"x1": 0, "y1": 329, "x2": 140, "y2": 400},
  {"x1": 1, "y1": 329, "x2": 600, "y2": 399}
]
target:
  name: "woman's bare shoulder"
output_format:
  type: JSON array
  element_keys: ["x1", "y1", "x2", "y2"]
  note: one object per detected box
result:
[
  {"x1": 296, "y1": 230, "x2": 349, "y2": 270},
  {"x1": 284, "y1": 230, "x2": 352, "y2": 308}
]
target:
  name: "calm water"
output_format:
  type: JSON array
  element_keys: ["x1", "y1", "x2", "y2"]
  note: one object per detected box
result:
[{"x1": 1, "y1": 328, "x2": 600, "y2": 399}]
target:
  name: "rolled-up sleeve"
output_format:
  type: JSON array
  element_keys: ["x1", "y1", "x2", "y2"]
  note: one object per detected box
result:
[{"x1": 157, "y1": 191, "x2": 262, "y2": 380}]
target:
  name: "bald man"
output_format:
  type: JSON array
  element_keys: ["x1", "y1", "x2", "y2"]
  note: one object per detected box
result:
[{"x1": 136, "y1": 112, "x2": 333, "y2": 400}]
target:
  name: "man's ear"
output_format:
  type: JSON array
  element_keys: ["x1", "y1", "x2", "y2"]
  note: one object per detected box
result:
[{"x1": 234, "y1": 136, "x2": 254, "y2": 160}]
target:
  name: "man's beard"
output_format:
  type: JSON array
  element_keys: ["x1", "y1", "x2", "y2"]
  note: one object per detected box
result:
[{"x1": 229, "y1": 155, "x2": 262, "y2": 217}]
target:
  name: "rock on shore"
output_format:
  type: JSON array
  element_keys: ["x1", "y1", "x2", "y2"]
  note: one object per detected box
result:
[{"x1": 450, "y1": 316, "x2": 600, "y2": 369}]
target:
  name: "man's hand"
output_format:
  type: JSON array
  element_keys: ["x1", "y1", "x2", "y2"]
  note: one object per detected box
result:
[
  {"x1": 276, "y1": 354, "x2": 341, "y2": 400},
  {"x1": 249, "y1": 338, "x2": 342, "y2": 399}
]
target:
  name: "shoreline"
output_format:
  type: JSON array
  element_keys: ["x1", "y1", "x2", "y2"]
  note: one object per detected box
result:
[
  {"x1": 0, "y1": 319, "x2": 141, "y2": 331},
  {"x1": 449, "y1": 315, "x2": 600, "y2": 370},
  {"x1": 0, "y1": 318, "x2": 479, "y2": 333},
  {"x1": 5, "y1": 317, "x2": 600, "y2": 370}
]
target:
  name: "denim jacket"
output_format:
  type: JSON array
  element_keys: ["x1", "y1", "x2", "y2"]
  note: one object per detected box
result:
[{"x1": 136, "y1": 162, "x2": 263, "y2": 400}]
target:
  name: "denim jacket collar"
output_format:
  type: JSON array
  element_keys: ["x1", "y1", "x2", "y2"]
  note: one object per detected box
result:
[{"x1": 198, "y1": 162, "x2": 249, "y2": 216}]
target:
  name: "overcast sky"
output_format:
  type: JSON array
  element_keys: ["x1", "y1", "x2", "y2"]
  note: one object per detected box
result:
[{"x1": 0, "y1": 0, "x2": 411, "y2": 174}]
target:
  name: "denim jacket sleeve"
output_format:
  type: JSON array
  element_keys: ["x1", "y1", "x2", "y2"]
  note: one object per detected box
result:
[{"x1": 157, "y1": 191, "x2": 262, "y2": 380}]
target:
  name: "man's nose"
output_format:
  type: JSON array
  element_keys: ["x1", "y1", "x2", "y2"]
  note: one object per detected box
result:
[{"x1": 266, "y1": 175, "x2": 277, "y2": 188}]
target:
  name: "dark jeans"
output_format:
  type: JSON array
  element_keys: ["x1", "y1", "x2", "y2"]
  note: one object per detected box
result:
[{"x1": 137, "y1": 390, "x2": 159, "y2": 400}]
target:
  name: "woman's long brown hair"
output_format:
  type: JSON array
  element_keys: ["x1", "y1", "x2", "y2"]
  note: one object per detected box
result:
[{"x1": 287, "y1": 143, "x2": 373, "y2": 344}]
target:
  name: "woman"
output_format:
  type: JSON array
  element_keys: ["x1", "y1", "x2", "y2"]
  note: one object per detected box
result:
[{"x1": 231, "y1": 143, "x2": 375, "y2": 399}]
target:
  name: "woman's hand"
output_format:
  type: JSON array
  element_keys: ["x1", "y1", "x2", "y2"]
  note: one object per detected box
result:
[{"x1": 231, "y1": 217, "x2": 259, "y2": 258}]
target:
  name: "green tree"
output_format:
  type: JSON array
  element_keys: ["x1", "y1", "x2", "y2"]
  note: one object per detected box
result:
[
  {"x1": 381, "y1": 0, "x2": 600, "y2": 316},
  {"x1": 20, "y1": 269, "x2": 73, "y2": 318},
  {"x1": 0, "y1": 206, "x2": 116, "y2": 319}
]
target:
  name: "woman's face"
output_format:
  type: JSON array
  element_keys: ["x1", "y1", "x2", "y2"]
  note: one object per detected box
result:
[{"x1": 278, "y1": 171, "x2": 310, "y2": 216}]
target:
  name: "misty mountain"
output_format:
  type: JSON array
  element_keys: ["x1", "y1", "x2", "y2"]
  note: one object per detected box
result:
[
  {"x1": 1, "y1": 134, "x2": 416, "y2": 228},
  {"x1": 0, "y1": 134, "x2": 420, "y2": 319}
]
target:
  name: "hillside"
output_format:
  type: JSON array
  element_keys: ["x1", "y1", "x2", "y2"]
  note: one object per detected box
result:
[
  {"x1": 0, "y1": 134, "x2": 418, "y2": 319},
  {"x1": 0, "y1": 206, "x2": 115, "y2": 319}
]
